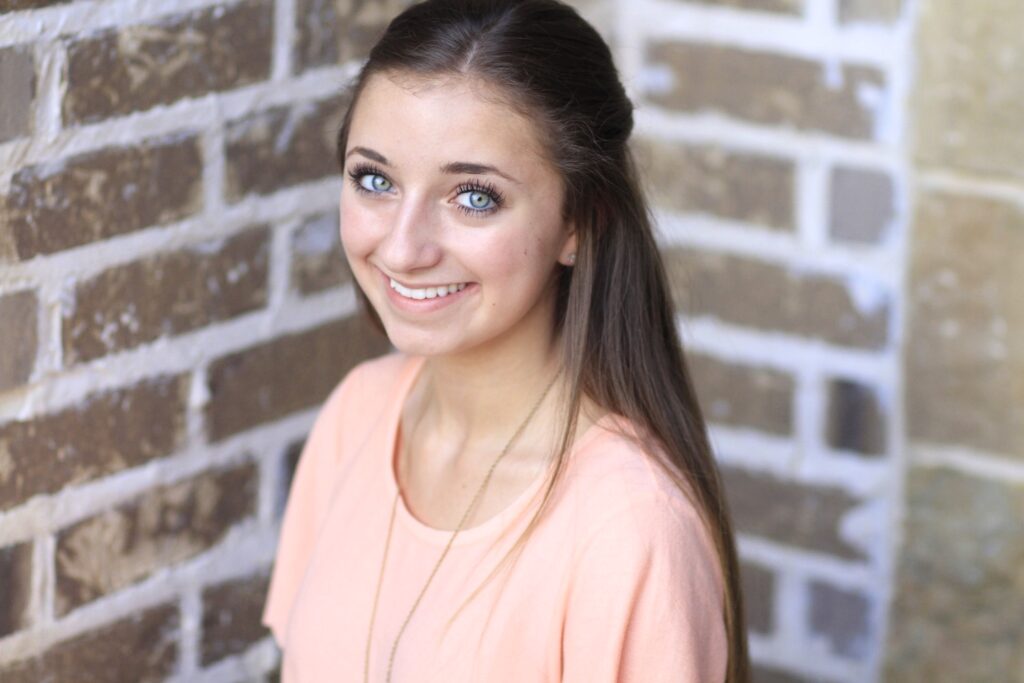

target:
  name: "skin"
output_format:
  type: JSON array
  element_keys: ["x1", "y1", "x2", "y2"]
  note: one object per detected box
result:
[{"x1": 340, "y1": 71, "x2": 599, "y2": 529}]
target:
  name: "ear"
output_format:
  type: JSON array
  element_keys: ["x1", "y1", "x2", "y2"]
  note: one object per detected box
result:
[{"x1": 558, "y1": 222, "x2": 578, "y2": 266}]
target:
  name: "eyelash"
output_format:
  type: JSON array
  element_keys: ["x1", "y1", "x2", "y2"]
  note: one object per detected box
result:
[{"x1": 346, "y1": 163, "x2": 505, "y2": 216}]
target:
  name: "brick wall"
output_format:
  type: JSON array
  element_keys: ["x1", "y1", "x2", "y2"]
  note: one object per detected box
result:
[{"x1": 1, "y1": 1, "x2": 1021, "y2": 682}]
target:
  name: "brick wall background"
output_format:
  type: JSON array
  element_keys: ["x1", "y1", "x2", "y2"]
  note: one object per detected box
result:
[{"x1": 0, "y1": 1, "x2": 1020, "y2": 682}]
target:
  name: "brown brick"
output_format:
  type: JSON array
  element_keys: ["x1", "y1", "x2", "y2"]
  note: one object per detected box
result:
[
  {"x1": 825, "y1": 378, "x2": 886, "y2": 456},
  {"x1": 885, "y1": 467, "x2": 1024, "y2": 680},
  {"x1": 291, "y1": 212, "x2": 351, "y2": 294},
  {"x1": 829, "y1": 166, "x2": 894, "y2": 244},
  {"x1": 721, "y1": 466, "x2": 866, "y2": 560},
  {"x1": 913, "y1": 0, "x2": 1024, "y2": 178},
  {"x1": 752, "y1": 665, "x2": 819, "y2": 683},
  {"x1": 278, "y1": 439, "x2": 304, "y2": 516},
  {"x1": 635, "y1": 138, "x2": 795, "y2": 231},
  {"x1": 4, "y1": 133, "x2": 203, "y2": 261},
  {"x1": 741, "y1": 560, "x2": 775, "y2": 634},
  {"x1": 0, "y1": 374, "x2": 188, "y2": 512},
  {"x1": 906, "y1": 192, "x2": 1024, "y2": 457},
  {"x1": 206, "y1": 316, "x2": 390, "y2": 441},
  {"x1": 665, "y1": 247, "x2": 891, "y2": 349},
  {"x1": 0, "y1": 541, "x2": 32, "y2": 637},
  {"x1": 63, "y1": 1, "x2": 272, "y2": 125},
  {"x1": 808, "y1": 580, "x2": 871, "y2": 660},
  {"x1": 838, "y1": 0, "x2": 903, "y2": 24},
  {"x1": 647, "y1": 42, "x2": 886, "y2": 140},
  {"x1": 0, "y1": 602, "x2": 178, "y2": 682},
  {"x1": 293, "y1": 0, "x2": 415, "y2": 73},
  {"x1": 293, "y1": 0, "x2": 338, "y2": 71},
  {"x1": 0, "y1": 45, "x2": 35, "y2": 143},
  {"x1": 224, "y1": 95, "x2": 348, "y2": 202},
  {"x1": 63, "y1": 226, "x2": 270, "y2": 365},
  {"x1": 688, "y1": 352, "x2": 794, "y2": 435},
  {"x1": 200, "y1": 569, "x2": 271, "y2": 665},
  {"x1": 55, "y1": 462, "x2": 257, "y2": 615},
  {"x1": 680, "y1": 0, "x2": 802, "y2": 14},
  {"x1": 0, "y1": 289, "x2": 37, "y2": 392}
]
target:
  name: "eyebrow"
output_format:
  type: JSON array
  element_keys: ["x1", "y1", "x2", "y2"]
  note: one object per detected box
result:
[{"x1": 346, "y1": 146, "x2": 521, "y2": 184}]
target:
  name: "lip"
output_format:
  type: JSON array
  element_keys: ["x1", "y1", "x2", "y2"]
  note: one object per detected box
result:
[{"x1": 379, "y1": 268, "x2": 476, "y2": 313}]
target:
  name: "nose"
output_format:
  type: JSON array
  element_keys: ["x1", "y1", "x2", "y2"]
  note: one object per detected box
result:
[{"x1": 377, "y1": 191, "x2": 443, "y2": 274}]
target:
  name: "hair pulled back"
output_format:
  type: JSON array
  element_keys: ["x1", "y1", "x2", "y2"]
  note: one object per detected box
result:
[{"x1": 335, "y1": 2, "x2": 749, "y2": 680}]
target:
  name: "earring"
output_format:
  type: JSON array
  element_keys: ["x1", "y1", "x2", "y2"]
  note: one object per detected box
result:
[{"x1": 567, "y1": 253, "x2": 576, "y2": 265}]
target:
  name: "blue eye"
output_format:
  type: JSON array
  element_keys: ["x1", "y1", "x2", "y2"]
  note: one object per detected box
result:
[
  {"x1": 359, "y1": 173, "x2": 391, "y2": 192},
  {"x1": 456, "y1": 190, "x2": 496, "y2": 212}
]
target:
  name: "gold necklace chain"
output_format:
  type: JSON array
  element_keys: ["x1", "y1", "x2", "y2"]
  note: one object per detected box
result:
[{"x1": 363, "y1": 368, "x2": 562, "y2": 683}]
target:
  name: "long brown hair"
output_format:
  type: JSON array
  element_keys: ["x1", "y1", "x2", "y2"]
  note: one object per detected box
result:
[{"x1": 335, "y1": 1, "x2": 749, "y2": 680}]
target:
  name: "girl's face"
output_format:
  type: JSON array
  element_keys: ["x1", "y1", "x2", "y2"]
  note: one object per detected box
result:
[{"x1": 339, "y1": 72, "x2": 576, "y2": 358}]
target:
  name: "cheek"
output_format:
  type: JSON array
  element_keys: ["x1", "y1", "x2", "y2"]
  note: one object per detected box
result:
[{"x1": 338, "y1": 195, "x2": 379, "y2": 259}]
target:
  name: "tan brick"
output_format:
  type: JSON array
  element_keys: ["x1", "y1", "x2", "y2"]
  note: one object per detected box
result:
[
  {"x1": 885, "y1": 467, "x2": 1024, "y2": 680},
  {"x1": 721, "y1": 466, "x2": 866, "y2": 560},
  {"x1": 680, "y1": 0, "x2": 802, "y2": 14},
  {"x1": 665, "y1": 247, "x2": 890, "y2": 349},
  {"x1": 0, "y1": 45, "x2": 35, "y2": 143},
  {"x1": 63, "y1": 226, "x2": 270, "y2": 365},
  {"x1": 293, "y1": 0, "x2": 415, "y2": 72},
  {"x1": 0, "y1": 374, "x2": 188, "y2": 512},
  {"x1": 825, "y1": 377, "x2": 886, "y2": 456},
  {"x1": 63, "y1": 1, "x2": 272, "y2": 125},
  {"x1": 293, "y1": 0, "x2": 339, "y2": 71},
  {"x1": 4, "y1": 133, "x2": 203, "y2": 261},
  {"x1": 224, "y1": 95, "x2": 347, "y2": 202},
  {"x1": 291, "y1": 212, "x2": 351, "y2": 294},
  {"x1": 829, "y1": 166, "x2": 894, "y2": 244},
  {"x1": 0, "y1": 541, "x2": 32, "y2": 637},
  {"x1": 838, "y1": 0, "x2": 903, "y2": 23},
  {"x1": 687, "y1": 352, "x2": 794, "y2": 435},
  {"x1": 0, "y1": 289, "x2": 38, "y2": 392},
  {"x1": 205, "y1": 315, "x2": 390, "y2": 441},
  {"x1": 0, "y1": 602, "x2": 178, "y2": 682},
  {"x1": 200, "y1": 569, "x2": 271, "y2": 665},
  {"x1": 55, "y1": 462, "x2": 257, "y2": 615},
  {"x1": 647, "y1": 42, "x2": 886, "y2": 140},
  {"x1": 906, "y1": 192, "x2": 1024, "y2": 457},
  {"x1": 808, "y1": 580, "x2": 871, "y2": 660},
  {"x1": 635, "y1": 138, "x2": 795, "y2": 231},
  {"x1": 741, "y1": 560, "x2": 775, "y2": 634},
  {"x1": 913, "y1": 0, "x2": 1024, "y2": 178}
]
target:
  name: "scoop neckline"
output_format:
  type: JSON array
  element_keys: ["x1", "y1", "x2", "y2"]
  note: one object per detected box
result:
[{"x1": 384, "y1": 354, "x2": 611, "y2": 546}]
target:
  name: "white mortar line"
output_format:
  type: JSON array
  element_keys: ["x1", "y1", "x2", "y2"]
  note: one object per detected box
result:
[
  {"x1": 916, "y1": 167, "x2": 1024, "y2": 208},
  {"x1": 273, "y1": 0, "x2": 295, "y2": 81},
  {"x1": 32, "y1": 37, "x2": 65, "y2": 145},
  {"x1": 178, "y1": 588, "x2": 202, "y2": 678},
  {"x1": 909, "y1": 443, "x2": 1024, "y2": 484}
]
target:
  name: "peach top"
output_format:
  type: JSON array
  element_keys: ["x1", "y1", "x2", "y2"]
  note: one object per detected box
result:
[{"x1": 262, "y1": 352, "x2": 727, "y2": 682}]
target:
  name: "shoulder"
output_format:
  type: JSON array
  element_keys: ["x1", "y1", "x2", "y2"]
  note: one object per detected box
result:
[{"x1": 320, "y1": 350, "x2": 412, "y2": 415}]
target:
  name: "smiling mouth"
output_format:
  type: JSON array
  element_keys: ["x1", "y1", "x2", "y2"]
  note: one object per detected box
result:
[{"x1": 389, "y1": 277, "x2": 468, "y2": 300}]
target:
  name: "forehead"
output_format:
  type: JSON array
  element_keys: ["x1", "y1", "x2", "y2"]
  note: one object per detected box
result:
[{"x1": 347, "y1": 72, "x2": 553, "y2": 175}]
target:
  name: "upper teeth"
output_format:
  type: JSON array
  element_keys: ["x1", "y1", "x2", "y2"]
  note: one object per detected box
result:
[{"x1": 390, "y1": 277, "x2": 467, "y2": 300}]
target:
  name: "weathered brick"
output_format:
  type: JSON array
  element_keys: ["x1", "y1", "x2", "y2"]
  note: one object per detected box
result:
[
  {"x1": 913, "y1": 0, "x2": 1024, "y2": 178},
  {"x1": 291, "y1": 212, "x2": 351, "y2": 294},
  {"x1": 200, "y1": 569, "x2": 271, "y2": 665},
  {"x1": 4, "y1": 133, "x2": 203, "y2": 261},
  {"x1": 647, "y1": 42, "x2": 886, "y2": 139},
  {"x1": 63, "y1": 226, "x2": 270, "y2": 365},
  {"x1": 688, "y1": 352, "x2": 794, "y2": 435},
  {"x1": 293, "y1": 0, "x2": 415, "y2": 73},
  {"x1": 0, "y1": 541, "x2": 32, "y2": 637},
  {"x1": 635, "y1": 138, "x2": 795, "y2": 231},
  {"x1": 808, "y1": 580, "x2": 871, "y2": 660},
  {"x1": 0, "y1": 45, "x2": 35, "y2": 143},
  {"x1": 63, "y1": 1, "x2": 273, "y2": 125},
  {"x1": 838, "y1": 0, "x2": 903, "y2": 24},
  {"x1": 680, "y1": 0, "x2": 802, "y2": 14},
  {"x1": 54, "y1": 462, "x2": 257, "y2": 615},
  {"x1": 205, "y1": 315, "x2": 389, "y2": 441},
  {"x1": 665, "y1": 247, "x2": 890, "y2": 350},
  {"x1": 825, "y1": 378, "x2": 886, "y2": 456},
  {"x1": 278, "y1": 439, "x2": 304, "y2": 516},
  {"x1": 721, "y1": 466, "x2": 866, "y2": 560},
  {"x1": 752, "y1": 665, "x2": 818, "y2": 683},
  {"x1": 741, "y1": 560, "x2": 775, "y2": 634},
  {"x1": 885, "y1": 467, "x2": 1024, "y2": 680},
  {"x1": 0, "y1": 289, "x2": 38, "y2": 392},
  {"x1": 829, "y1": 166, "x2": 894, "y2": 244},
  {"x1": 0, "y1": 602, "x2": 178, "y2": 682},
  {"x1": 906, "y1": 192, "x2": 1024, "y2": 457},
  {"x1": 224, "y1": 95, "x2": 348, "y2": 202},
  {"x1": 0, "y1": 374, "x2": 188, "y2": 512}
]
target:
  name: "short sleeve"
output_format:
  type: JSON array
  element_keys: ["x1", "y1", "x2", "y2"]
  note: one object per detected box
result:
[
  {"x1": 261, "y1": 361, "x2": 367, "y2": 648},
  {"x1": 561, "y1": 495, "x2": 728, "y2": 683}
]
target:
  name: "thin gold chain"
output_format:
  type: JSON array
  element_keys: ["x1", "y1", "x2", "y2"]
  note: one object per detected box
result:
[{"x1": 363, "y1": 368, "x2": 562, "y2": 683}]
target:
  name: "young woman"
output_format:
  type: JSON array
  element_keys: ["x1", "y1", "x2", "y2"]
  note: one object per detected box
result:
[{"x1": 262, "y1": 1, "x2": 750, "y2": 681}]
